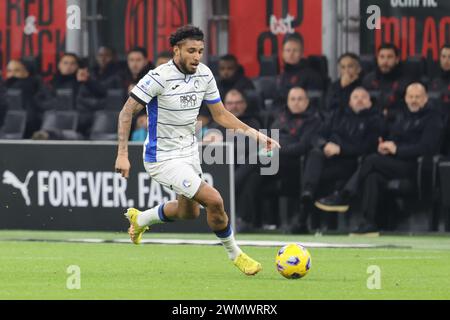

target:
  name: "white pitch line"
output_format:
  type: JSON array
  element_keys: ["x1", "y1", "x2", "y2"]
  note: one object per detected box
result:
[
  {"x1": 8, "y1": 238, "x2": 409, "y2": 248},
  {"x1": 366, "y1": 256, "x2": 443, "y2": 260},
  {"x1": 67, "y1": 238, "x2": 106, "y2": 243},
  {"x1": 112, "y1": 238, "x2": 384, "y2": 248}
]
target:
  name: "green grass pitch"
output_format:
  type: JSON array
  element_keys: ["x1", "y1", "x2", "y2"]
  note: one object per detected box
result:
[{"x1": 0, "y1": 230, "x2": 450, "y2": 300}]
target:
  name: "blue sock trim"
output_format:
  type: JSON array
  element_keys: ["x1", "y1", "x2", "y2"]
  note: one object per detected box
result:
[
  {"x1": 214, "y1": 223, "x2": 232, "y2": 238},
  {"x1": 158, "y1": 203, "x2": 173, "y2": 222}
]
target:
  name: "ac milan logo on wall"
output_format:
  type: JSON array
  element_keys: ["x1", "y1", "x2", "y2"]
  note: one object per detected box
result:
[{"x1": 124, "y1": 0, "x2": 191, "y2": 60}]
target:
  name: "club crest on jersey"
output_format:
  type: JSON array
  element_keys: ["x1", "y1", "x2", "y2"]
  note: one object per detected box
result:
[
  {"x1": 194, "y1": 80, "x2": 200, "y2": 89},
  {"x1": 182, "y1": 179, "x2": 192, "y2": 188},
  {"x1": 180, "y1": 94, "x2": 197, "y2": 108}
]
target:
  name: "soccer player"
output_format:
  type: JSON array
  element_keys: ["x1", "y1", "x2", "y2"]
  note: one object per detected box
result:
[{"x1": 114, "y1": 25, "x2": 280, "y2": 275}]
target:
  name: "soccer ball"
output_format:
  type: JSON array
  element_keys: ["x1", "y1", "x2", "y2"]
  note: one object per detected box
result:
[{"x1": 275, "y1": 243, "x2": 311, "y2": 279}]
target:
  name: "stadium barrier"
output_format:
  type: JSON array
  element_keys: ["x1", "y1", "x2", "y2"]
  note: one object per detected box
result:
[{"x1": 0, "y1": 141, "x2": 235, "y2": 233}]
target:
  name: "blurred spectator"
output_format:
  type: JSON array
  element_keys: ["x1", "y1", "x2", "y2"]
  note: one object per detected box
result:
[
  {"x1": 431, "y1": 44, "x2": 450, "y2": 93},
  {"x1": 123, "y1": 47, "x2": 155, "y2": 90},
  {"x1": 127, "y1": 63, "x2": 155, "y2": 94},
  {"x1": 216, "y1": 54, "x2": 255, "y2": 99},
  {"x1": 276, "y1": 34, "x2": 325, "y2": 107},
  {"x1": 131, "y1": 114, "x2": 148, "y2": 142},
  {"x1": 259, "y1": 87, "x2": 322, "y2": 232},
  {"x1": 204, "y1": 89, "x2": 261, "y2": 231},
  {"x1": 82, "y1": 45, "x2": 120, "y2": 98},
  {"x1": 38, "y1": 53, "x2": 80, "y2": 110},
  {"x1": 56, "y1": 53, "x2": 80, "y2": 80},
  {"x1": 0, "y1": 77, "x2": 8, "y2": 127},
  {"x1": 155, "y1": 51, "x2": 173, "y2": 67},
  {"x1": 272, "y1": 87, "x2": 322, "y2": 158},
  {"x1": 93, "y1": 46, "x2": 121, "y2": 80},
  {"x1": 316, "y1": 83, "x2": 443, "y2": 235},
  {"x1": 302, "y1": 87, "x2": 382, "y2": 214},
  {"x1": 326, "y1": 53, "x2": 362, "y2": 113},
  {"x1": 362, "y1": 43, "x2": 411, "y2": 120},
  {"x1": 4, "y1": 59, "x2": 44, "y2": 137},
  {"x1": 77, "y1": 46, "x2": 122, "y2": 96},
  {"x1": 430, "y1": 44, "x2": 450, "y2": 153},
  {"x1": 76, "y1": 46, "x2": 123, "y2": 135}
]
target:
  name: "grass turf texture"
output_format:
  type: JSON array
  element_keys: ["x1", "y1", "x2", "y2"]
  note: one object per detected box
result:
[{"x1": 0, "y1": 230, "x2": 450, "y2": 299}]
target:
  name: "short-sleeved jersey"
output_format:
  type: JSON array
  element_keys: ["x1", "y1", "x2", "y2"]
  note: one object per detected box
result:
[{"x1": 130, "y1": 60, "x2": 221, "y2": 163}]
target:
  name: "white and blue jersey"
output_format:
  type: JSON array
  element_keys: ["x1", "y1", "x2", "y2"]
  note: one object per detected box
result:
[{"x1": 130, "y1": 60, "x2": 221, "y2": 163}]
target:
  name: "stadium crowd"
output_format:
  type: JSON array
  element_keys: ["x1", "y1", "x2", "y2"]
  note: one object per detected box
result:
[{"x1": 1, "y1": 35, "x2": 449, "y2": 234}]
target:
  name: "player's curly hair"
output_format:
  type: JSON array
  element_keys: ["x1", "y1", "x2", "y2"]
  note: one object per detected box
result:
[{"x1": 169, "y1": 25, "x2": 204, "y2": 47}]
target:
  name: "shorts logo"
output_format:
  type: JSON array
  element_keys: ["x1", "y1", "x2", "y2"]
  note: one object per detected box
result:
[
  {"x1": 182, "y1": 179, "x2": 192, "y2": 188},
  {"x1": 180, "y1": 94, "x2": 197, "y2": 108}
]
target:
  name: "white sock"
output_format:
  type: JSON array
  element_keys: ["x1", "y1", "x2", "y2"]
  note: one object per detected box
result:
[
  {"x1": 137, "y1": 205, "x2": 165, "y2": 227},
  {"x1": 217, "y1": 232, "x2": 242, "y2": 261}
]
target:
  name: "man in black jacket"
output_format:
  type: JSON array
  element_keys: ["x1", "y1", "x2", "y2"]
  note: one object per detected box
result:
[
  {"x1": 217, "y1": 54, "x2": 255, "y2": 99},
  {"x1": 38, "y1": 53, "x2": 80, "y2": 110},
  {"x1": 301, "y1": 87, "x2": 383, "y2": 205},
  {"x1": 315, "y1": 82, "x2": 443, "y2": 235},
  {"x1": 430, "y1": 44, "x2": 450, "y2": 153},
  {"x1": 51, "y1": 53, "x2": 80, "y2": 90},
  {"x1": 272, "y1": 86, "x2": 322, "y2": 162},
  {"x1": 77, "y1": 46, "x2": 123, "y2": 99},
  {"x1": 76, "y1": 46, "x2": 123, "y2": 135},
  {"x1": 4, "y1": 59, "x2": 44, "y2": 137},
  {"x1": 123, "y1": 47, "x2": 155, "y2": 92},
  {"x1": 326, "y1": 53, "x2": 363, "y2": 113},
  {"x1": 276, "y1": 34, "x2": 325, "y2": 107},
  {"x1": 264, "y1": 86, "x2": 322, "y2": 231},
  {"x1": 362, "y1": 43, "x2": 412, "y2": 121}
]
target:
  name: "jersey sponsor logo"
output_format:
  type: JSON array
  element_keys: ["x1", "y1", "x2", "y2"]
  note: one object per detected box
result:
[
  {"x1": 139, "y1": 78, "x2": 152, "y2": 91},
  {"x1": 180, "y1": 94, "x2": 198, "y2": 108}
]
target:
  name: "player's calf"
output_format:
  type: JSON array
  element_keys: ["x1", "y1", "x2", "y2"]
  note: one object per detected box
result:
[{"x1": 177, "y1": 195, "x2": 201, "y2": 220}]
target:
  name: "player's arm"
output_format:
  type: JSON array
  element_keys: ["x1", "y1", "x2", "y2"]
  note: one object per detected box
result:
[
  {"x1": 206, "y1": 101, "x2": 281, "y2": 150},
  {"x1": 115, "y1": 96, "x2": 144, "y2": 178}
]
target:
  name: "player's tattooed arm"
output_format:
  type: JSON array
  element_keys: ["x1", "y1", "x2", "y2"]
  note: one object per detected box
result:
[
  {"x1": 117, "y1": 96, "x2": 144, "y2": 155},
  {"x1": 115, "y1": 96, "x2": 144, "y2": 178}
]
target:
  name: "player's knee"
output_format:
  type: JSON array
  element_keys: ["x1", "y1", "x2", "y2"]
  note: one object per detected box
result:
[
  {"x1": 206, "y1": 191, "x2": 224, "y2": 213},
  {"x1": 209, "y1": 210, "x2": 228, "y2": 227}
]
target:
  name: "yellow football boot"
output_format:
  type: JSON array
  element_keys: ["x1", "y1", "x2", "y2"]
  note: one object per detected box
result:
[
  {"x1": 233, "y1": 252, "x2": 262, "y2": 276},
  {"x1": 124, "y1": 208, "x2": 149, "y2": 245}
]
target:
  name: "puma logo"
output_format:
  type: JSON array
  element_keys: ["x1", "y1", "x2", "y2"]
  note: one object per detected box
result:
[{"x1": 2, "y1": 170, "x2": 34, "y2": 206}]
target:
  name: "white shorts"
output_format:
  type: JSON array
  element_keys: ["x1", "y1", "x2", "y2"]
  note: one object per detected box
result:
[{"x1": 143, "y1": 153, "x2": 203, "y2": 199}]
